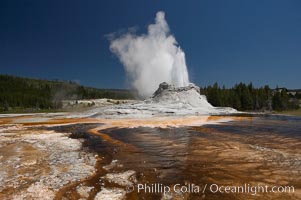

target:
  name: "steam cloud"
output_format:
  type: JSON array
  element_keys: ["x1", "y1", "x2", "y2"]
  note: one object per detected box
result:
[{"x1": 109, "y1": 11, "x2": 189, "y2": 97}]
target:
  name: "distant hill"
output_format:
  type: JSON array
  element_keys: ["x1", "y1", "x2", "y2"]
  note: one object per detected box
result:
[{"x1": 0, "y1": 74, "x2": 134, "y2": 112}]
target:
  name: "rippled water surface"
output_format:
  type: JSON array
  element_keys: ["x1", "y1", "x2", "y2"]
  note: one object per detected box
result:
[{"x1": 55, "y1": 116, "x2": 301, "y2": 199}]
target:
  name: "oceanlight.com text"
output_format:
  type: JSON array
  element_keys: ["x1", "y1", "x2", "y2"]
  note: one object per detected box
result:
[{"x1": 127, "y1": 183, "x2": 295, "y2": 196}]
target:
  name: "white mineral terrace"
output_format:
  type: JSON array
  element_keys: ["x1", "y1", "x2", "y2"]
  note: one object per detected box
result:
[{"x1": 0, "y1": 83, "x2": 241, "y2": 199}]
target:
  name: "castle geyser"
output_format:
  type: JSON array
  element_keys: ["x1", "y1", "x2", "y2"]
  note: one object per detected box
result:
[{"x1": 109, "y1": 11, "x2": 189, "y2": 97}]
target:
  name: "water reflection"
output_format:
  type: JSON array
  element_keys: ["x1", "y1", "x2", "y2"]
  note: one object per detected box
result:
[
  {"x1": 87, "y1": 116, "x2": 301, "y2": 199},
  {"x1": 46, "y1": 116, "x2": 301, "y2": 199}
]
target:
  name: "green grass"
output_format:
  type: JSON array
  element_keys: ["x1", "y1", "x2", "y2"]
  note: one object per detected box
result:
[
  {"x1": 277, "y1": 109, "x2": 301, "y2": 116},
  {"x1": 0, "y1": 108, "x2": 65, "y2": 114}
]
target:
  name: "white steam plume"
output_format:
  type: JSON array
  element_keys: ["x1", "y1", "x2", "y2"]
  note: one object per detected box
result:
[{"x1": 109, "y1": 11, "x2": 189, "y2": 97}]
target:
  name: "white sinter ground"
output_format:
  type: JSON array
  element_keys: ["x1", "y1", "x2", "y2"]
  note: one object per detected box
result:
[{"x1": 85, "y1": 82, "x2": 238, "y2": 119}]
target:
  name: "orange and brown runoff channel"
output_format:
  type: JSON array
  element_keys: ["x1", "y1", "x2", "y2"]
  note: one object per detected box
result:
[{"x1": 1, "y1": 114, "x2": 300, "y2": 199}]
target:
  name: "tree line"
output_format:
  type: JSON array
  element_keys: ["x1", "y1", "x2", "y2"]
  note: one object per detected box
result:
[
  {"x1": 0, "y1": 75, "x2": 134, "y2": 112},
  {"x1": 0, "y1": 75, "x2": 299, "y2": 112},
  {"x1": 200, "y1": 82, "x2": 300, "y2": 111}
]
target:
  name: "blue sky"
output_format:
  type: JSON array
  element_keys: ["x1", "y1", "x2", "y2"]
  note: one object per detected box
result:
[{"x1": 0, "y1": 0, "x2": 300, "y2": 89}]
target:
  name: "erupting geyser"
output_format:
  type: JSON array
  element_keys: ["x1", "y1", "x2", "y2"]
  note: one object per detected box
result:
[
  {"x1": 104, "y1": 11, "x2": 237, "y2": 117},
  {"x1": 109, "y1": 11, "x2": 189, "y2": 97}
]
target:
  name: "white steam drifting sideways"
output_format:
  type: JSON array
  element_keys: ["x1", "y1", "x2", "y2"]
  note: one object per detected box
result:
[
  {"x1": 109, "y1": 11, "x2": 189, "y2": 97},
  {"x1": 102, "y1": 11, "x2": 237, "y2": 118}
]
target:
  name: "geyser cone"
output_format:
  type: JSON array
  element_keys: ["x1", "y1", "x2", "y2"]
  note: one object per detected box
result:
[{"x1": 88, "y1": 82, "x2": 237, "y2": 119}]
